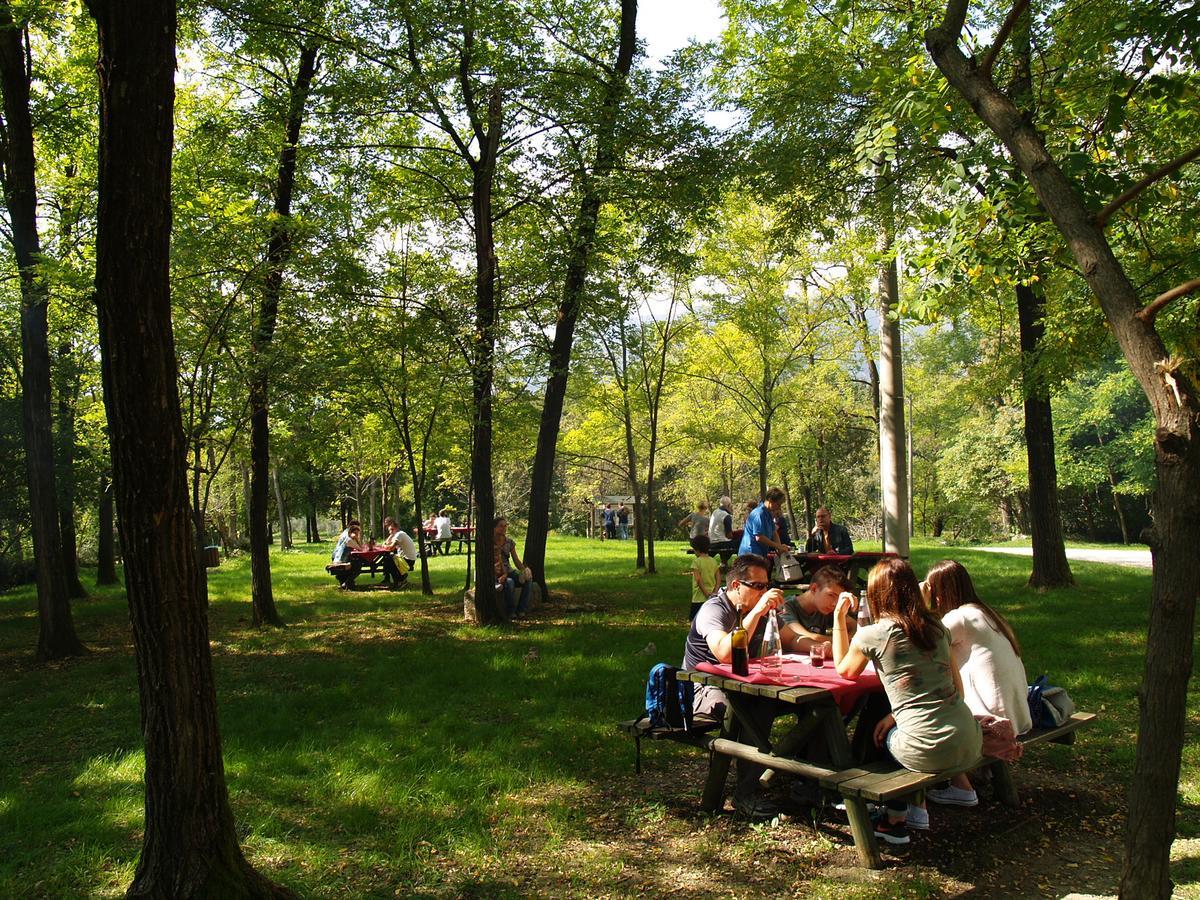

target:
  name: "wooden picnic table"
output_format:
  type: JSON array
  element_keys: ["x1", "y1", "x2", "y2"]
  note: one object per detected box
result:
[
  {"x1": 674, "y1": 661, "x2": 1095, "y2": 868},
  {"x1": 678, "y1": 659, "x2": 886, "y2": 864},
  {"x1": 418, "y1": 525, "x2": 475, "y2": 555},
  {"x1": 350, "y1": 546, "x2": 394, "y2": 578},
  {"x1": 773, "y1": 551, "x2": 900, "y2": 588}
]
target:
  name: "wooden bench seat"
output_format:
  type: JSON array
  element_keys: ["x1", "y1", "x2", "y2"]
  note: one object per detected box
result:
[
  {"x1": 619, "y1": 706, "x2": 1096, "y2": 868},
  {"x1": 325, "y1": 562, "x2": 353, "y2": 587},
  {"x1": 820, "y1": 711, "x2": 1097, "y2": 806},
  {"x1": 617, "y1": 715, "x2": 722, "y2": 774}
]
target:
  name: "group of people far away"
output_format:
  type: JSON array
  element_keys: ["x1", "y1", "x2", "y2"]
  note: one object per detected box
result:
[
  {"x1": 601, "y1": 502, "x2": 631, "y2": 540},
  {"x1": 331, "y1": 518, "x2": 414, "y2": 590},
  {"x1": 681, "y1": 551, "x2": 1030, "y2": 841},
  {"x1": 735, "y1": 488, "x2": 854, "y2": 558}
]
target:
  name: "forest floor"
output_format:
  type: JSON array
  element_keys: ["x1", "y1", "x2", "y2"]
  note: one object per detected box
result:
[{"x1": 0, "y1": 536, "x2": 1196, "y2": 897}]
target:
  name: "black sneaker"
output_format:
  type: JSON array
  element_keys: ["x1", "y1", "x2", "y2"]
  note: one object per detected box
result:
[
  {"x1": 733, "y1": 796, "x2": 781, "y2": 821},
  {"x1": 871, "y1": 812, "x2": 911, "y2": 845}
]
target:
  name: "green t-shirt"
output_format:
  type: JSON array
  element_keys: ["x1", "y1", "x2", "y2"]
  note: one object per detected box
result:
[
  {"x1": 691, "y1": 555, "x2": 721, "y2": 606},
  {"x1": 854, "y1": 619, "x2": 982, "y2": 773}
]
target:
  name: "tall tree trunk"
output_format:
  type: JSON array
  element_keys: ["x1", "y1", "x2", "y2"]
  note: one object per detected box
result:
[
  {"x1": 928, "y1": 10, "x2": 1200, "y2": 895},
  {"x1": 272, "y1": 465, "x2": 290, "y2": 550},
  {"x1": 1096, "y1": 431, "x2": 1132, "y2": 544},
  {"x1": 55, "y1": 349, "x2": 88, "y2": 598},
  {"x1": 877, "y1": 227, "x2": 910, "y2": 557},
  {"x1": 192, "y1": 438, "x2": 208, "y2": 600},
  {"x1": 83, "y1": 1, "x2": 292, "y2": 894},
  {"x1": 524, "y1": 0, "x2": 638, "y2": 593},
  {"x1": 96, "y1": 473, "x2": 118, "y2": 585},
  {"x1": 469, "y1": 84, "x2": 504, "y2": 623},
  {"x1": 613, "y1": 324, "x2": 645, "y2": 568},
  {"x1": 306, "y1": 475, "x2": 318, "y2": 543},
  {"x1": 1017, "y1": 283, "x2": 1074, "y2": 586},
  {"x1": 1010, "y1": 11, "x2": 1072, "y2": 588},
  {"x1": 0, "y1": 5, "x2": 84, "y2": 658},
  {"x1": 249, "y1": 43, "x2": 318, "y2": 628},
  {"x1": 757, "y1": 411, "x2": 771, "y2": 500}
]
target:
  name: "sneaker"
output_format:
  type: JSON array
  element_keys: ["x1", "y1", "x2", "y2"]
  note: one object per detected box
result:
[
  {"x1": 927, "y1": 785, "x2": 979, "y2": 807},
  {"x1": 906, "y1": 804, "x2": 929, "y2": 831},
  {"x1": 870, "y1": 812, "x2": 911, "y2": 845},
  {"x1": 833, "y1": 798, "x2": 881, "y2": 815},
  {"x1": 788, "y1": 780, "x2": 821, "y2": 807},
  {"x1": 733, "y1": 795, "x2": 781, "y2": 821}
]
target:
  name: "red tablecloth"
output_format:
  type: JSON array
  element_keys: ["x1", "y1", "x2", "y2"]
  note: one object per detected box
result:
[
  {"x1": 695, "y1": 657, "x2": 883, "y2": 715},
  {"x1": 350, "y1": 547, "x2": 392, "y2": 563}
]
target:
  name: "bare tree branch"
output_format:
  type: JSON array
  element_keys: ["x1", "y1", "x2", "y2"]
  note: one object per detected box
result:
[
  {"x1": 1136, "y1": 277, "x2": 1200, "y2": 324},
  {"x1": 979, "y1": 0, "x2": 1030, "y2": 77},
  {"x1": 1096, "y1": 142, "x2": 1200, "y2": 227}
]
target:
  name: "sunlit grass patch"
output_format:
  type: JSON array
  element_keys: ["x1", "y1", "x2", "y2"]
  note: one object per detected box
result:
[{"x1": 0, "y1": 533, "x2": 1183, "y2": 896}]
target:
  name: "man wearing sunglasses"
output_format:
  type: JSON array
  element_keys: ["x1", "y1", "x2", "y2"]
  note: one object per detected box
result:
[{"x1": 681, "y1": 553, "x2": 785, "y2": 819}]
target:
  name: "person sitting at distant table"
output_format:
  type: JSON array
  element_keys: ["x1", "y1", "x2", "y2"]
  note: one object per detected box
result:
[
  {"x1": 433, "y1": 508, "x2": 454, "y2": 555},
  {"x1": 708, "y1": 496, "x2": 734, "y2": 544},
  {"x1": 738, "y1": 487, "x2": 791, "y2": 557},
  {"x1": 805, "y1": 506, "x2": 854, "y2": 555},
  {"x1": 780, "y1": 565, "x2": 858, "y2": 654},
  {"x1": 331, "y1": 522, "x2": 364, "y2": 589},
  {"x1": 380, "y1": 516, "x2": 417, "y2": 586},
  {"x1": 774, "y1": 510, "x2": 792, "y2": 549}
]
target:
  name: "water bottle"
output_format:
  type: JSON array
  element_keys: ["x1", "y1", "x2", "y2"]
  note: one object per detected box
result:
[
  {"x1": 761, "y1": 609, "x2": 782, "y2": 668},
  {"x1": 857, "y1": 590, "x2": 872, "y2": 629}
]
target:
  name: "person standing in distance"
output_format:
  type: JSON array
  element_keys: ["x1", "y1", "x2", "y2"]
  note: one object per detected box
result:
[{"x1": 738, "y1": 487, "x2": 791, "y2": 557}]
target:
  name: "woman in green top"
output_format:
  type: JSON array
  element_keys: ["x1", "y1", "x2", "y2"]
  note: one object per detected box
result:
[{"x1": 833, "y1": 558, "x2": 982, "y2": 845}]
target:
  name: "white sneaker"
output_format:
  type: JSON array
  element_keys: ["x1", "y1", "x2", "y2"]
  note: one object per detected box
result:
[
  {"x1": 906, "y1": 804, "x2": 929, "y2": 830},
  {"x1": 927, "y1": 785, "x2": 979, "y2": 807}
]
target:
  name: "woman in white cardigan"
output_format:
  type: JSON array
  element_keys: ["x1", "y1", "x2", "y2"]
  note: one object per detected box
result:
[{"x1": 922, "y1": 559, "x2": 1031, "y2": 807}]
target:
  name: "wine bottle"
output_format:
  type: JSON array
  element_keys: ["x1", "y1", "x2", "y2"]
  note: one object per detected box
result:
[{"x1": 730, "y1": 616, "x2": 750, "y2": 676}]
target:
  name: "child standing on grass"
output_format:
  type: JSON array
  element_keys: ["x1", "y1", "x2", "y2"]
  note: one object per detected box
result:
[{"x1": 689, "y1": 535, "x2": 721, "y2": 621}]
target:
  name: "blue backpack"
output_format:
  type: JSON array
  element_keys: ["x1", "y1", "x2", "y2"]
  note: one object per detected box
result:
[
  {"x1": 644, "y1": 663, "x2": 693, "y2": 729},
  {"x1": 1028, "y1": 675, "x2": 1056, "y2": 729}
]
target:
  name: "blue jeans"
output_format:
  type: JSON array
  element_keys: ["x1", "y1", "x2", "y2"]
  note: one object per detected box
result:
[{"x1": 502, "y1": 572, "x2": 531, "y2": 616}]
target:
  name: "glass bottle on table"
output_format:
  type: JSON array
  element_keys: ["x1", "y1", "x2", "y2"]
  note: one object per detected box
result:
[
  {"x1": 760, "y1": 608, "x2": 782, "y2": 669},
  {"x1": 857, "y1": 589, "x2": 872, "y2": 629},
  {"x1": 730, "y1": 616, "x2": 750, "y2": 676}
]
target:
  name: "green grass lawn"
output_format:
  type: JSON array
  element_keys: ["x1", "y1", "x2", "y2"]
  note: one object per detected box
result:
[{"x1": 0, "y1": 536, "x2": 1196, "y2": 897}]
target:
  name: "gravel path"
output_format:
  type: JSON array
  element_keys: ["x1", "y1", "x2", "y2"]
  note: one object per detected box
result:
[{"x1": 976, "y1": 546, "x2": 1152, "y2": 569}]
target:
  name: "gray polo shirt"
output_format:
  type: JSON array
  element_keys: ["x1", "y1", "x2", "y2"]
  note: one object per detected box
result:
[
  {"x1": 682, "y1": 588, "x2": 765, "y2": 670},
  {"x1": 779, "y1": 594, "x2": 833, "y2": 636}
]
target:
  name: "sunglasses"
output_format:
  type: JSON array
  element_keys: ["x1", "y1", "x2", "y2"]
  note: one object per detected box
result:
[{"x1": 739, "y1": 580, "x2": 771, "y2": 592}]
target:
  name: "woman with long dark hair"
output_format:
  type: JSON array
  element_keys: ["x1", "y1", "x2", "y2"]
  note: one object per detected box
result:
[
  {"x1": 922, "y1": 559, "x2": 1031, "y2": 806},
  {"x1": 833, "y1": 558, "x2": 981, "y2": 845}
]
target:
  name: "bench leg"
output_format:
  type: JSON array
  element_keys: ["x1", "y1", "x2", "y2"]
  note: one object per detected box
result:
[
  {"x1": 843, "y1": 795, "x2": 884, "y2": 869},
  {"x1": 991, "y1": 760, "x2": 1019, "y2": 807}
]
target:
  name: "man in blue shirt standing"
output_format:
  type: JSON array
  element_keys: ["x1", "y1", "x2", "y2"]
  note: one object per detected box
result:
[{"x1": 739, "y1": 487, "x2": 793, "y2": 557}]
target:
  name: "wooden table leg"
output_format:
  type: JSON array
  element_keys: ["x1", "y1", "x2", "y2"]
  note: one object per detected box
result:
[
  {"x1": 700, "y1": 704, "x2": 738, "y2": 813},
  {"x1": 819, "y1": 701, "x2": 884, "y2": 869}
]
